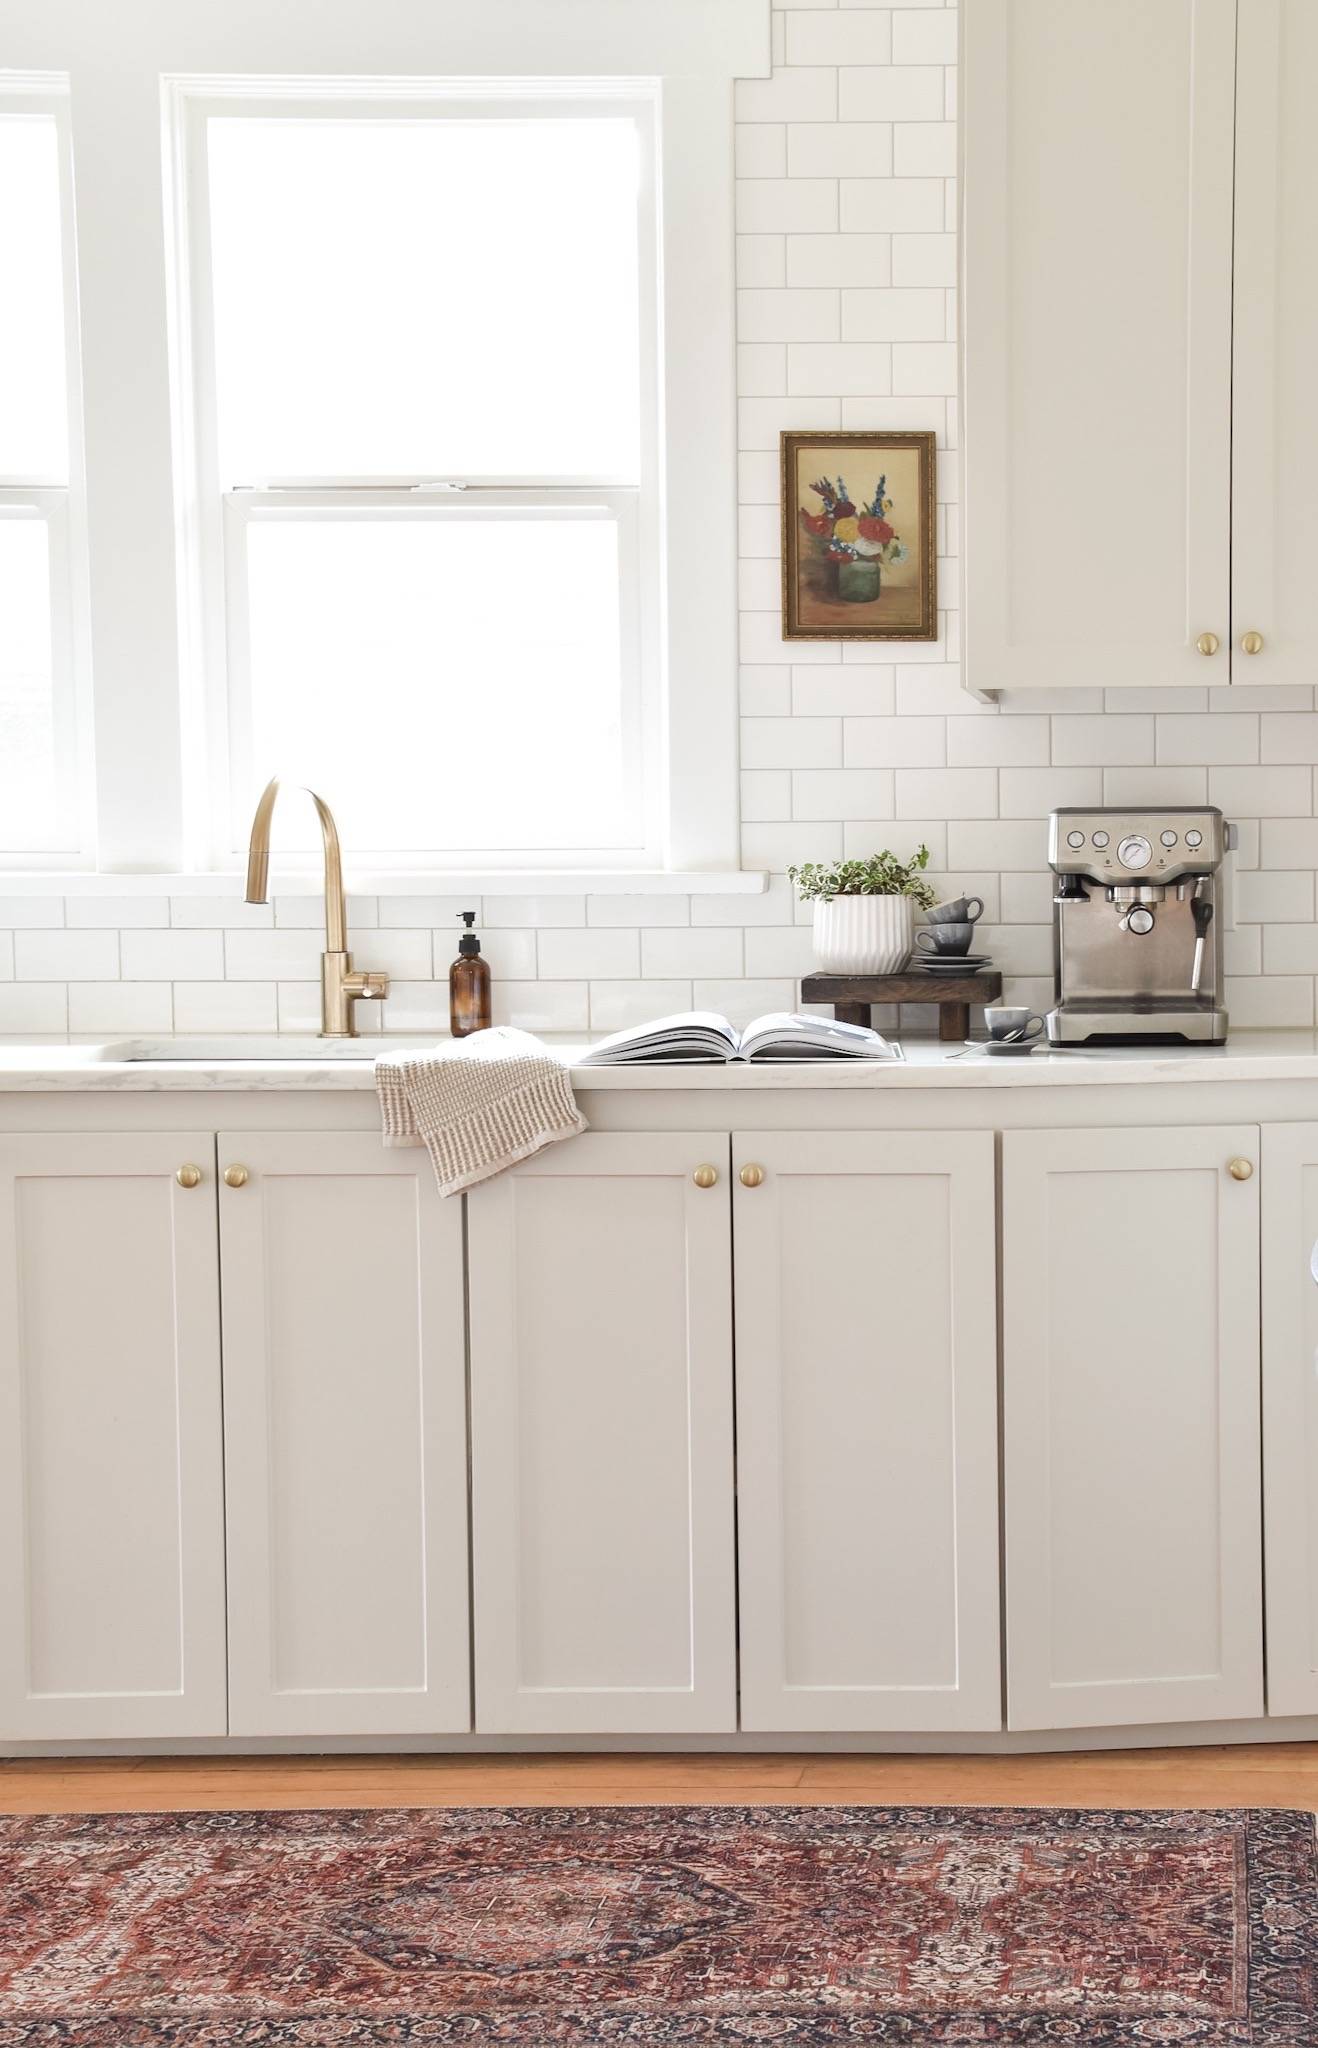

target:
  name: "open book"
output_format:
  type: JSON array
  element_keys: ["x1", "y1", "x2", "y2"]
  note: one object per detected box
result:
[{"x1": 577, "y1": 1011, "x2": 902, "y2": 1066}]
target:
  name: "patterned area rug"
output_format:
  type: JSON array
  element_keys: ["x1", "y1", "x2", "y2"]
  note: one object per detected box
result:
[{"x1": 1, "y1": 1803, "x2": 1316, "y2": 2044}]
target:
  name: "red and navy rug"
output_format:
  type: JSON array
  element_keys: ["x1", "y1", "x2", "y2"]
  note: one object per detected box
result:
[{"x1": 0, "y1": 1802, "x2": 1315, "y2": 2043}]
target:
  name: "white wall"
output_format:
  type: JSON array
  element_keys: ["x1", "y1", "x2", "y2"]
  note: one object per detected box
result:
[{"x1": 1, "y1": 0, "x2": 1314, "y2": 1036}]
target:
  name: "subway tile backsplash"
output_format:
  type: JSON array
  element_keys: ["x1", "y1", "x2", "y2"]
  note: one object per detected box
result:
[{"x1": 3, "y1": 1, "x2": 1318, "y2": 1038}]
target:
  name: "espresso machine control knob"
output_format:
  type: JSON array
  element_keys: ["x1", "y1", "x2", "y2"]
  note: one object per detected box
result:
[
  {"x1": 1125, "y1": 906, "x2": 1155, "y2": 934},
  {"x1": 1117, "y1": 834, "x2": 1152, "y2": 869}
]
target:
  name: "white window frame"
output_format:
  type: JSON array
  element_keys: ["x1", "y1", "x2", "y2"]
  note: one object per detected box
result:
[
  {"x1": 178, "y1": 85, "x2": 664, "y2": 872},
  {"x1": 3, "y1": 0, "x2": 768, "y2": 888},
  {"x1": 0, "y1": 80, "x2": 94, "y2": 865}
]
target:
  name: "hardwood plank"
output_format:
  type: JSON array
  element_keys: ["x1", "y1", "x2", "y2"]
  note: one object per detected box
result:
[{"x1": 2, "y1": 1748, "x2": 1317, "y2": 1815}]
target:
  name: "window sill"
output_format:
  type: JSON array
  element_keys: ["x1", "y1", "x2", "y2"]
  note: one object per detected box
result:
[{"x1": 0, "y1": 869, "x2": 770, "y2": 900}]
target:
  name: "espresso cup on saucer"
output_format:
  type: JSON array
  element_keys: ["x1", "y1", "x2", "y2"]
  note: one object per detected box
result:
[
  {"x1": 984, "y1": 1006, "x2": 1044, "y2": 1042},
  {"x1": 916, "y1": 922, "x2": 975, "y2": 956},
  {"x1": 927, "y1": 895, "x2": 985, "y2": 926}
]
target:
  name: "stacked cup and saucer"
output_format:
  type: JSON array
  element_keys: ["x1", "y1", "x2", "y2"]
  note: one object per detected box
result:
[{"x1": 914, "y1": 895, "x2": 993, "y2": 977}]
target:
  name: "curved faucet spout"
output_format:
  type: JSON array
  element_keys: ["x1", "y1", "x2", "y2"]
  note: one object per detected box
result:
[
  {"x1": 243, "y1": 776, "x2": 388, "y2": 1035},
  {"x1": 245, "y1": 776, "x2": 346, "y2": 953}
]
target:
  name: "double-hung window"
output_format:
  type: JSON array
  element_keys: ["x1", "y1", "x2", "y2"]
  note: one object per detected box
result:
[
  {"x1": 0, "y1": 83, "x2": 88, "y2": 862},
  {"x1": 180, "y1": 88, "x2": 662, "y2": 870}
]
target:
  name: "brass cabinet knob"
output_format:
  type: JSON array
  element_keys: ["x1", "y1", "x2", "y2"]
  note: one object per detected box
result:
[
  {"x1": 1241, "y1": 631, "x2": 1264, "y2": 655},
  {"x1": 1228, "y1": 1157, "x2": 1254, "y2": 1182},
  {"x1": 692, "y1": 1164, "x2": 718, "y2": 1189},
  {"x1": 1196, "y1": 632, "x2": 1220, "y2": 656},
  {"x1": 222, "y1": 1164, "x2": 250, "y2": 1189},
  {"x1": 175, "y1": 1164, "x2": 202, "y2": 1189},
  {"x1": 739, "y1": 1163, "x2": 765, "y2": 1189}
]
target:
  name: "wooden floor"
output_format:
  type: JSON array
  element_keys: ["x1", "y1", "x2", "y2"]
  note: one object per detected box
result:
[{"x1": 3, "y1": 1746, "x2": 1318, "y2": 1815}]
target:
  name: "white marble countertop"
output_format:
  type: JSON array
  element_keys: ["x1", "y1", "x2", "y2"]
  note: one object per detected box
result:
[{"x1": 0, "y1": 1030, "x2": 1317, "y2": 1089}]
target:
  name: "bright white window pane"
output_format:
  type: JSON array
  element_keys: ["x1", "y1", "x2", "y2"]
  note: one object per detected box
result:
[
  {"x1": 0, "y1": 520, "x2": 59, "y2": 847},
  {"x1": 0, "y1": 117, "x2": 69, "y2": 482},
  {"x1": 208, "y1": 117, "x2": 642, "y2": 482},
  {"x1": 242, "y1": 515, "x2": 634, "y2": 853}
]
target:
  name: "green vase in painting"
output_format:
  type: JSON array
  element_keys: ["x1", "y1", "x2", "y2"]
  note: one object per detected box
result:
[{"x1": 836, "y1": 558, "x2": 881, "y2": 603}]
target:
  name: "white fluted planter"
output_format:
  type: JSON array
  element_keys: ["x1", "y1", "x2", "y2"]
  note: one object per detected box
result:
[{"x1": 811, "y1": 895, "x2": 914, "y2": 974}]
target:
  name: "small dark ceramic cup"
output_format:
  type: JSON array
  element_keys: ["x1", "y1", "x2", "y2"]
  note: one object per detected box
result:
[
  {"x1": 985, "y1": 1006, "x2": 1044, "y2": 1041},
  {"x1": 927, "y1": 895, "x2": 985, "y2": 925},
  {"x1": 916, "y1": 922, "x2": 975, "y2": 955}
]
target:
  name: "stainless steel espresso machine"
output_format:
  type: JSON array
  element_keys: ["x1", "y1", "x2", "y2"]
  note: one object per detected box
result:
[{"x1": 1048, "y1": 807, "x2": 1235, "y2": 1045}]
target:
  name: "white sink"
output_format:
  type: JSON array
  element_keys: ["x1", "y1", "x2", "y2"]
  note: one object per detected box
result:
[{"x1": 103, "y1": 1036, "x2": 418, "y2": 1062}]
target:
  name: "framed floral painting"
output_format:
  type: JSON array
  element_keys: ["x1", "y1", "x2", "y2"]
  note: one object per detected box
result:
[{"x1": 780, "y1": 429, "x2": 937, "y2": 641}]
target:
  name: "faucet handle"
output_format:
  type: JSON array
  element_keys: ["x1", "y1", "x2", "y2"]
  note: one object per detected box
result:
[{"x1": 346, "y1": 969, "x2": 390, "y2": 1001}]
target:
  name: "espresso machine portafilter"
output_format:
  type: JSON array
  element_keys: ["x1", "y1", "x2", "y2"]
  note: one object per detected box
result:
[{"x1": 1047, "y1": 807, "x2": 1235, "y2": 1045}]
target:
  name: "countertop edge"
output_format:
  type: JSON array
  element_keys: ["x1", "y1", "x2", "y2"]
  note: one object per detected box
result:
[{"x1": 1, "y1": 1037, "x2": 1318, "y2": 1090}]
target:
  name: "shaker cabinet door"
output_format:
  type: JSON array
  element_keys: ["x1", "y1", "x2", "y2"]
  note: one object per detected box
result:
[
  {"x1": 962, "y1": 0, "x2": 1236, "y2": 690},
  {"x1": 1003, "y1": 1126, "x2": 1262, "y2": 1730},
  {"x1": 733, "y1": 1132, "x2": 1000, "y2": 1733},
  {"x1": 1261, "y1": 1124, "x2": 1318, "y2": 1715},
  {"x1": 0, "y1": 1134, "x2": 226, "y2": 1742},
  {"x1": 467, "y1": 1133, "x2": 736, "y2": 1735},
  {"x1": 1231, "y1": 0, "x2": 1318, "y2": 687},
  {"x1": 219, "y1": 1132, "x2": 470, "y2": 1737}
]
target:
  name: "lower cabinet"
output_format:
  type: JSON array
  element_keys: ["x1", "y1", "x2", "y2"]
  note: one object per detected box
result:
[
  {"x1": 1003, "y1": 1125, "x2": 1263, "y2": 1731},
  {"x1": 467, "y1": 1132, "x2": 737, "y2": 1734},
  {"x1": 1261, "y1": 1123, "x2": 1318, "y2": 1715},
  {"x1": 0, "y1": 1134, "x2": 226, "y2": 1741},
  {"x1": 219, "y1": 1133, "x2": 470, "y2": 1736},
  {"x1": 7, "y1": 1109, "x2": 1313, "y2": 1750},
  {"x1": 733, "y1": 1131, "x2": 1001, "y2": 1732}
]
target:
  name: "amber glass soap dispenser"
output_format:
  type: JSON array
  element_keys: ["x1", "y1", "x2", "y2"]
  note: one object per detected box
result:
[{"x1": 449, "y1": 912, "x2": 492, "y2": 1038}]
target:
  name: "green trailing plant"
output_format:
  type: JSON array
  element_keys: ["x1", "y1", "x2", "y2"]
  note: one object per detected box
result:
[{"x1": 788, "y1": 848, "x2": 937, "y2": 908}]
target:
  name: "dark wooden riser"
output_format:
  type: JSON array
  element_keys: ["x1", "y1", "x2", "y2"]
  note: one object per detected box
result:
[{"x1": 801, "y1": 970, "x2": 1005, "y2": 1043}]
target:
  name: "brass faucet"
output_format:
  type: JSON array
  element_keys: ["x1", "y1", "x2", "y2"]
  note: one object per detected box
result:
[{"x1": 244, "y1": 777, "x2": 390, "y2": 1037}]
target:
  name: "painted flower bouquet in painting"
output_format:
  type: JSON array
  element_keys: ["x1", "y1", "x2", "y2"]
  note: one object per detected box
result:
[
  {"x1": 800, "y1": 474, "x2": 909, "y2": 605},
  {"x1": 781, "y1": 430, "x2": 937, "y2": 641}
]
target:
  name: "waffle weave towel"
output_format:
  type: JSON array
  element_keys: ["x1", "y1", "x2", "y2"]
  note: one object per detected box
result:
[{"x1": 376, "y1": 1027, "x2": 587, "y2": 1196}]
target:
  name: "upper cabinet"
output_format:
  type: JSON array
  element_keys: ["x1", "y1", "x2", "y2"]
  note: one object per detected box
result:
[
  {"x1": 1231, "y1": 0, "x2": 1318, "y2": 687},
  {"x1": 962, "y1": 0, "x2": 1311, "y2": 692}
]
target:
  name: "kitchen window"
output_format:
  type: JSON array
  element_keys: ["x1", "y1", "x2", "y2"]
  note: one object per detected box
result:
[
  {"x1": 179, "y1": 91, "x2": 663, "y2": 868},
  {"x1": 0, "y1": 85, "x2": 90, "y2": 862},
  {"x1": 1, "y1": 0, "x2": 759, "y2": 884},
  {"x1": 178, "y1": 92, "x2": 671, "y2": 864}
]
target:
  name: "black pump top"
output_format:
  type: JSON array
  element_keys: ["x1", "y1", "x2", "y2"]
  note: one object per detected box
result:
[{"x1": 458, "y1": 910, "x2": 481, "y2": 957}]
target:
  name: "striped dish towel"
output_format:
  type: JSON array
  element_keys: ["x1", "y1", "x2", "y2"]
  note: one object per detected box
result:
[{"x1": 376, "y1": 1027, "x2": 587, "y2": 1196}]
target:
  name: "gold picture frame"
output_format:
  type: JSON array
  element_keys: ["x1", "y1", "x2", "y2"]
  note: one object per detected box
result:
[{"x1": 780, "y1": 429, "x2": 937, "y2": 641}]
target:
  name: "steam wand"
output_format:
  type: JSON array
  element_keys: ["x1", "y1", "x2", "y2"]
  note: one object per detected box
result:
[{"x1": 1190, "y1": 898, "x2": 1214, "y2": 995}]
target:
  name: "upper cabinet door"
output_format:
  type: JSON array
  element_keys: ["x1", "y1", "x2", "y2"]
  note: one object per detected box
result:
[
  {"x1": 1003, "y1": 1126, "x2": 1262, "y2": 1731},
  {"x1": 219, "y1": 1133, "x2": 470, "y2": 1738},
  {"x1": 734, "y1": 1133, "x2": 1000, "y2": 1733},
  {"x1": 1260, "y1": 1124, "x2": 1318, "y2": 1715},
  {"x1": 1231, "y1": 0, "x2": 1318, "y2": 687},
  {"x1": 962, "y1": 0, "x2": 1237, "y2": 690},
  {"x1": 0, "y1": 1134, "x2": 226, "y2": 1742},
  {"x1": 467, "y1": 1133, "x2": 736, "y2": 1735}
]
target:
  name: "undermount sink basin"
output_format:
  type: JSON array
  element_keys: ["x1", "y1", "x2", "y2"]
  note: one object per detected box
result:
[{"x1": 103, "y1": 1036, "x2": 418, "y2": 1062}]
